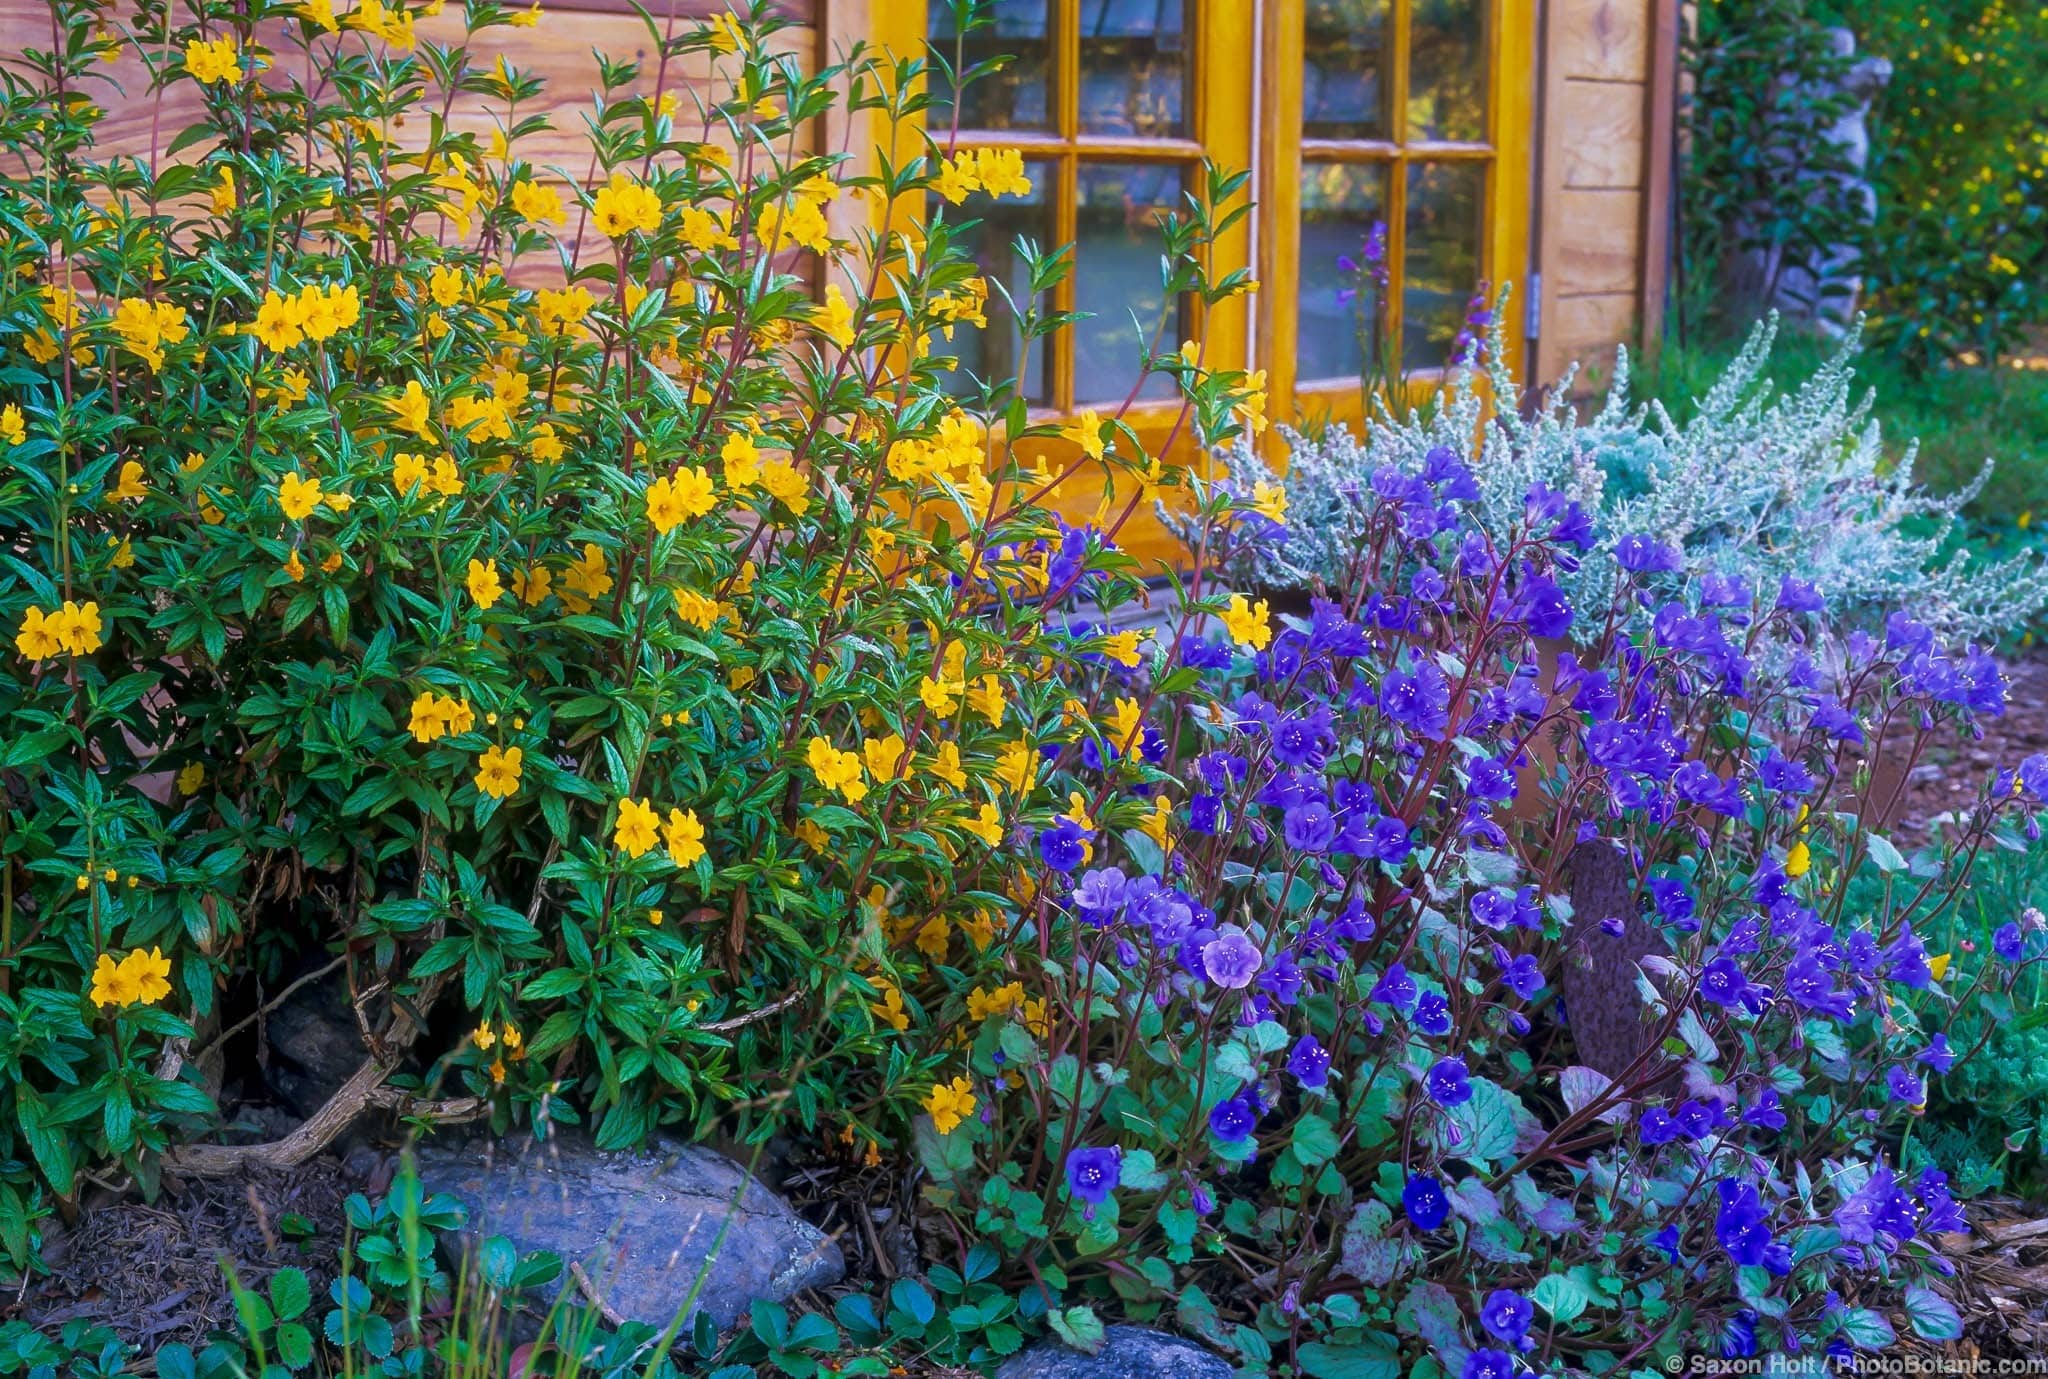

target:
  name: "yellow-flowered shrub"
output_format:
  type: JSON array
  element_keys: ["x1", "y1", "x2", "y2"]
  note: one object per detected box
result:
[{"x1": 0, "y1": 0, "x2": 1257, "y2": 1254}]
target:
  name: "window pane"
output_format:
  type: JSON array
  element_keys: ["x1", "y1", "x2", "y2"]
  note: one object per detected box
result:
[
  {"x1": 930, "y1": 1, "x2": 1054, "y2": 133},
  {"x1": 1296, "y1": 162, "x2": 1389, "y2": 384},
  {"x1": 1303, "y1": 0, "x2": 1391, "y2": 140},
  {"x1": 1409, "y1": 0, "x2": 1488, "y2": 141},
  {"x1": 1078, "y1": 0, "x2": 1189, "y2": 138},
  {"x1": 936, "y1": 160, "x2": 1057, "y2": 406},
  {"x1": 1074, "y1": 162, "x2": 1187, "y2": 404},
  {"x1": 1403, "y1": 160, "x2": 1485, "y2": 369}
]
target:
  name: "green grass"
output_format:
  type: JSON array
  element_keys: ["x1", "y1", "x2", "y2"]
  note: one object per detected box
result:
[{"x1": 1630, "y1": 327, "x2": 2048, "y2": 531}]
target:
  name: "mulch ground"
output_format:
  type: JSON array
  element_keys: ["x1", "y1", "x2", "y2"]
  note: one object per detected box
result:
[
  {"x1": 1890, "y1": 648, "x2": 2048, "y2": 843},
  {"x1": 15, "y1": 1160, "x2": 360, "y2": 1352}
]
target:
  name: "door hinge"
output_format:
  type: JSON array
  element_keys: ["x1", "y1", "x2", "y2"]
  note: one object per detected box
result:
[{"x1": 1524, "y1": 272, "x2": 1543, "y2": 339}]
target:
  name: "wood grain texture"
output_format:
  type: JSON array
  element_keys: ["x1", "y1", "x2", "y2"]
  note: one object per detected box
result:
[
  {"x1": 1552, "y1": 187, "x2": 1643, "y2": 297},
  {"x1": 1556, "y1": 78, "x2": 1646, "y2": 189},
  {"x1": 1555, "y1": 0, "x2": 1651, "y2": 83},
  {"x1": 1545, "y1": 291, "x2": 1637, "y2": 386}
]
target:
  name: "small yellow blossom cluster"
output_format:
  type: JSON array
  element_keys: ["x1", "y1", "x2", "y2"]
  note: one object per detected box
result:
[
  {"x1": 89, "y1": 947, "x2": 173, "y2": 1009},
  {"x1": 924, "y1": 1075, "x2": 976, "y2": 1134},
  {"x1": 613, "y1": 797, "x2": 708, "y2": 868},
  {"x1": 0, "y1": 403, "x2": 25, "y2": 445},
  {"x1": 806, "y1": 737, "x2": 868, "y2": 802},
  {"x1": 15, "y1": 601, "x2": 104, "y2": 660},
  {"x1": 252, "y1": 282, "x2": 362, "y2": 352},
  {"x1": 110, "y1": 297, "x2": 189, "y2": 373},
  {"x1": 407, "y1": 690, "x2": 476, "y2": 743},
  {"x1": 183, "y1": 34, "x2": 241, "y2": 84},
  {"x1": 932, "y1": 147, "x2": 1033, "y2": 205},
  {"x1": 591, "y1": 172, "x2": 663, "y2": 239},
  {"x1": 645, "y1": 466, "x2": 718, "y2": 533}
]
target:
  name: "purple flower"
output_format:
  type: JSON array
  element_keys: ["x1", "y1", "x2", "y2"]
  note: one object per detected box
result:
[
  {"x1": 1270, "y1": 708, "x2": 1333, "y2": 769},
  {"x1": 1414, "y1": 990, "x2": 1453, "y2": 1037},
  {"x1": 1498, "y1": 951, "x2": 1544, "y2": 1000},
  {"x1": 1715, "y1": 1179, "x2": 1774, "y2": 1267},
  {"x1": 1480, "y1": 1290, "x2": 1532, "y2": 1344},
  {"x1": 1065, "y1": 1146, "x2": 1121, "y2": 1207},
  {"x1": 1071, "y1": 866, "x2": 1128, "y2": 918},
  {"x1": 1201, "y1": 928, "x2": 1263, "y2": 989},
  {"x1": 1639, "y1": 1107, "x2": 1680, "y2": 1146},
  {"x1": 1918, "y1": 1167, "x2": 1968, "y2": 1235},
  {"x1": 1287, "y1": 1034, "x2": 1332, "y2": 1089},
  {"x1": 1462, "y1": 1350, "x2": 1515, "y2": 1379},
  {"x1": 1038, "y1": 821, "x2": 1089, "y2": 873},
  {"x1": 1209, "y1": 1094, "x2": 1259, "y2": 1143},
  {"x1": 1743, "y1": 1088, "x2": 1787, "y2": 1131},
  {"x1": 1402, "y1": 1175, "x2": 1450, "y2": 1230},
  {"x1": 1835, "y1": 1163, "x2": 1919, "y2": 1249},
  {"x1": 1515, "y1": 573, "x2": 1575, "y2": 639},
  {"x1": 1371, "y1": 962, "x2": 1418, "y2": 1012},
  {"x1": 1283, "y1": 801, "x2": 1337, "y2": 853},
  {"x1": 1885, "y1": 1066, "x2": 1923, "y2": 1105},
  {"x1": 1425, "y1": 1057, "x2": 1473, "y2": 1106},
  {"x1": 1381, "y1": 659, "x2": 1451, "y2": 739},
  {"x1": 1615, "y1": 533, "x2": 1680, "y2": 574},
  {"x1": 1995, "y1": 921, "x2": 2026, "y2": 963},
  {"x1": 1919, "y1": 1033, "x2": 1955, "y2": 1075},
  {"x1": 1777, "y1": 575, "x2": 1824, "y2": 613},
  {"x1": 1699, "y1": 957, "x2": 1749, "y2": 1008}
]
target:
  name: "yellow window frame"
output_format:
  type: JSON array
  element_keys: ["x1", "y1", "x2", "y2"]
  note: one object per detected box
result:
[
  {"x1": 1257, "y1": 0, "x2": 1535, "y2": 435},
  {"x1": 857, "y1": 0, "x2": 1254, "y2": 563}
]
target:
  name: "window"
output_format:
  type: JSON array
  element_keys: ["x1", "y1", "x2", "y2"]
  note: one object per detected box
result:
[
  {"x1": 1262, "y1": 0, "x2": 1533, "y2": 423},
  {"x1": 909, "y1": 1, "x2": 1253, "y2": 417}
]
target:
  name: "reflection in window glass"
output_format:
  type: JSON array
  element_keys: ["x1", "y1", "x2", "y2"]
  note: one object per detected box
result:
[
  {"x1": 1296, "y1": 162, "x2": 1389, "y2": 383},
  {"x1": 1077, "y1": 0, "x2": 1189, "y2": 138},
  {"x1": 1074, "y1": 163, "x2": 1186, "y2": 403},
  {"x1": 930, "y1": 1, "x2": 1053, "y2": 133},
  {"x1": 1303, "y1": 0, "x2": 1391, "y2": 140},
  {"x1": 1403, "y1": 161, "x2": 1484, "y2": 368},
  {"x1": 1409, "y1": 0, "x2": 1488, "y2": 141},
  {"x1": 936, "y1": 161, "x2": 1057, "y2": 405}
]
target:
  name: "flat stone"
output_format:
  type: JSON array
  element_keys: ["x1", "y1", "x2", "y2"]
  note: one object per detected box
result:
[
  {"x1": 996, "y1": 1326, "x2": 1232, "y2": 1379},
  {"x1": 414, "y1": 1133, "x2": 842, "y2": 1332}
]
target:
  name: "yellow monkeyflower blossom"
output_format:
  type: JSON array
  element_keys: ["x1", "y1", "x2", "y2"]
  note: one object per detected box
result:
[
  {"x1": 662, "y1": 807, "x2": 706, "y2": 867},
  {"x1": 758, "y1": 458, "x2": 809, "y2": 517},
  {"x1": 1139, "y1": 793, "x2": 1175, "y2": 854},
  {"x1": 279, "y1": 473, "x2": 325, "y2": 522},
  {"x1": 407, "y1": 691, "x2": 475, "y2": 743},
  {"x1": 109, "y1": 460, "x2": 147, "y2": 502},
  {"x1": 925, "y1": 1075, "x2": 976, "y2": 1135},
  {"x1": 389, "y1": 380, "x2": 433, "y2": 436},
  {"x1": 964, "y1": 800, "x2": 1004, "y2": 846},
  {"x1": 176, "y1": 762, "x2": 206, "y2": 795},
  {"x1": 971, "y1": 147, "x2": 1032, "y2": 197},
  {"x1": 614, "y1": 796, "x2": 661, "y2": 857},
  {"x1": 253, "y1": 288, "x2": 308, "y2": 352},
  {"x1": 672, "y1": 588, "x2": 720, "y2": 629},
  {"x1": 817, "y1": 283, "x2": 857, "y2": 348},
  {"x1": 591, "y1": 172, "x2": 663, "y2": 238},
  {"x1": 1221, "y1": 594, "x2": 1272, "y2": 650},
  {"x1": 474, "y1": 744, "x2": 523, "y2": 798},
  {"x1": 870, "y1": 982, "x2": 910, "y2": 1032},
  {"x1": 467, "y1": 558, "x2": 504, "y2": 609},
  {"x1": 184, "y1": 34, "x2": 241, "y2": 84},
  {"x1": 90, "y1": 947, "x2": 173, "y2": 1009},
  {"x1": 931, "y1": 740, "x2": 968, "y2": 790},
  {"x1": 678, "y1": 207, "x2": 741, "y2": 254},
  {"x1": 509, "y1": 179, "x2": 564, "y2": 225},
  {"x1": 806, "y1": 737, "x2": 868, "y2": 802},
  {"x1": 646, "y1": 467, "x2": 716, "y2": 532},
  {"x1": 1784, "y1": 840, "x2": 1812, "y2": 878},
  {"x1": 1063, "y1": 408, "x2": 1107, "y2": 461},
  {"x1": 1250, "y1": 481, "x2": 1288, "y2": 524},
  {"x1": 0, "y1": 404, "x2": 24, "y2": 446},
  {"x1": 863, "y1": 733, "x2": 907, "y2": 781}
]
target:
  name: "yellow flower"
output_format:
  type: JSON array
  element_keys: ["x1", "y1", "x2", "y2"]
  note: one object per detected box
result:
[
  {"x1": 389, "y1": 379, "x2": 433, "y2": 436},
  {"x1": 509, "y1": 1, "x2": 539, "y2": 26},
  {"x1": 920, "y1": 675, "x2": 962, "y2": 717},
  {"x1": 672, "y1": 587, "x2": 720, "y2": 629},
  {"x1": 1101, "y1": 629, "x2": 1141, "y2": 668},
  {"x1": 805, "y1": 737, "x2": 868, "y2": 802},
  {"x1": 429, "y1": 265, "x2": 464, "y2": 308},
  {"x1": 968, "y1": 982, "x2": 1023, "y2": 1021},
  {"x1": 1250, "y1": 481, "x2": 1288, "y2": 524},
  {"x1": 817, "y1": 284, "x2": 857, "y2": 348},
  {"x1": 964, "y1": 800, "x2": 1004, "y2": 846},
  {"x1": 1063, "y1": 409, "x2": 1107, "y2": 461},
  {"x1": 757, "y1": 198, "x2": 831, "y2": 255},
  {"x1": 1221, "y1": 594, "x2": 1272, "y2": 650},
  {"x1": 509, "y1": 179, "x2": 564, "y2": 226},
  {"x1": 474, "y1": 744, "x2": 522, "y2": 798},
  {"x1": 925, "y1": 1075, "x2": 976, "y2": 1135},
  {"x1": 511, "y1": 568, "x2": 554, "y2": 607},
  {"x1": 253, "y1": 289, "x2": 307, "y2": 352},
  {"x1": 299, "y1": 0, "x2": 339, "y2": 33},
  {"x1": 284, "y1": 549, "x2": 307, "y2": 582},
  {"x1": 466, "y1": 558, "x2": 504, "y2": 609},
  {"x1": 758, "y1": 459, "x2": 809, "y2": 517},
  {"x1": 678, "y1": 207, "x2": 740, "y2": 253},
  {"x1": 89, "y1": 954, "x2": 137, "y2": 1008},
  {"x1": 972, "y1": 147, "x2": 1032, "y2": 198},
  {"x1": 646, "y1": 467, "x2": 716, "y2": 533},
  {"x1": 529, "y1": 421, "x2": 565, "y2": 463},
  {"x1": 280, "y1": 471, "x2": 323, "y2": 518},
  {"x1": 869, "y1": 982, "x2": 910, "y2": 1033},
  {"x1": 125, "y1": 947, "x2": 173, "y2": 1005},
  {"x1": 108, "y1": 536, "x2": 135, "y2": 569},
  {"x1": 863, "y1": 733, "x2": 907, "y2": 782},
  {"x1": 176, "y1": 762, "x2": 206, "y2": 795},
  {"x1": 109, "y1": 460, "x2": 147, "y2": 502},
  {"x1": 1108, "y1": 696, "x2": 1142, "y2": 750},
  {"x1": 590, "y1": 172, "x2": 663, "y2": 239},
  {"x1": 1139, "y1": 793, "x2": 1174, "y2": 854},
  {"x1": 560, "y1": 543, "x2": 612, "y2": 611},
  {"x1": 994, "y1": 742, "x2": 1037, "y2": 795},
  {"x1": 40, "y1": 601, "x2": 104, "y2": 655},
  {"x1": 0, "y1": 404, "x2": 24, "y2": 446},
  {"x1": 966, "y1": 674, "x2": 1006, "y2": 727},
  {"x1": 720, "y1": 431, "x2": 762, "y2": 487},
  {"x1": 1784, "y1": 840, "x2": 1812, "y2": 878},
  {"x1": 705, "y1": 11, "x2": 745, "y2": 53},
  {"x1": 930, "y1": 740, "x2": 967, "y2": 790},
  {"x1": 614, "y1": 796, "x2": 661, "y2": 857},
  {"x1": 1927, "y1": 952, "x2": 1952, "y2": 982},
  {"x1": 933, "y1": 153, "x2": 980, "y2": 205},
  {"x1": 662, "y1": 807, "x2": 706, "y2": 867},
  {"x1": 184, "y1": 34, "x2": 241, "y2": 84}
]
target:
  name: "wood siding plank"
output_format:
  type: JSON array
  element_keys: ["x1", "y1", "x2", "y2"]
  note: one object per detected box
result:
[
  {"x1": 1552, "y1": 187, "x2": 1642, "y2": 297},
  {"x1": 1556, "y1": 0, "x2": 1650, "y2": 83},
  {"x1": 1557, "y1": 78, "x2": 1646, "y2": 189}
]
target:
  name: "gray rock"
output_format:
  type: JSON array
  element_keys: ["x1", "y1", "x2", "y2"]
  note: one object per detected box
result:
[
  {"x1": 414, "y1": 1134, "x2": 842, "y2": 1332},
  {"x1": 996, "y1": 1326, "x2": 1232, "y2": 1379},
  {"x1": 263, "y1": 965, "x2": 362, "y2": 1119}
]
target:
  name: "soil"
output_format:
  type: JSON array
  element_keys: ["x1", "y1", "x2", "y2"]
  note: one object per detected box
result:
[
  {"x1": 15, "y1": 1158, "x2": 365, "y2": 1351},
  {"x1": 1889, "y1": 648, "x2": 2048, "y2": 844}
]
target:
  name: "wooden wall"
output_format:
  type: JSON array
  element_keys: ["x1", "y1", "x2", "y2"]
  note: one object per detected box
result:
[{"x1": 1533, "y1": 0, "x2": 1678, "y2": 390}]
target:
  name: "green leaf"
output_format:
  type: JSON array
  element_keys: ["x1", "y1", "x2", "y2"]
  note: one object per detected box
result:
[
  {"x1": 270, "y1": 1267, "x2": 311, "y2": 1320},
  {"x1": 1296, "y1": 1341, "x2": 1401, "y2": 1379},
  {"x1": 1532, "y1": 1271, "x2": 1591, "y2": 1323},
  {"x1": 1904, "y1": 1285, "x2": 1962, "y2": 1341},
  {"x1": 1864, "y1": 831, "x2": 1907, "y2": 872},
  {"x1": 1292, "y1": 1114, "x2": 1340, "y2": 1166},
  {"x1": 1048, "y1": 1304, "x2": 1106, "y2": 1355}
]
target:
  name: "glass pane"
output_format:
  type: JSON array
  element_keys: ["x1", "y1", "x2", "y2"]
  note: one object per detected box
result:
[
  {"x1": 936, "y1": 159, "x2": 1057, "y2": 406},
  {"x1": 1409, "y1": 0, "x2": 1488, "y2": 141},
  {"x1": 1303, "y1": 0, "x2": 1391, "y2": 140},
  {"x1": 930, "y1": 1, "x2": 1054, "y2": 133},
  {"x1": 1074, "y1": 162, "x2": 1187, "y2": 404},
  {"x1": 1078, "y1": 0, "x2": 1189, "y2": 138},
  {"x1": 1403, "y1": 160, "x2": 1485, "y2": 369},
  {"x1": 1296, "y1": 162, "x2": 1390, "y2": 384}
]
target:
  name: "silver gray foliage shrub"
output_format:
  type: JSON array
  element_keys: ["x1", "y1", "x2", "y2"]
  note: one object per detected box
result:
[{"x1": 1185, "y1": 314, "x2": 2048, "y2": 644}]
